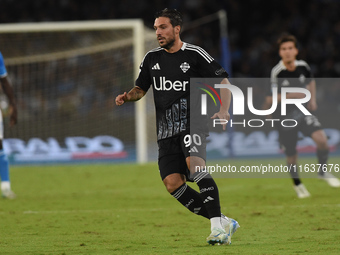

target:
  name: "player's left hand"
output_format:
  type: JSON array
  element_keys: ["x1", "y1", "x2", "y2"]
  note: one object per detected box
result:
[
  {"x1": 307, "y1": 100, "x2": 317, "y2": 111},
  {"x1": 211, "y1": 110, "x2": 230, "y2": 130}
]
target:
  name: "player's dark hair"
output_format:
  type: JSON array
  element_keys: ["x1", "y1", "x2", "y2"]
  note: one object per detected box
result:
[
  {"x1": 277, "y1": 34, "x2": 298, "y2": 48},
  {"x1": 155, "y1": 8, "x2": 183, "y2": 31}
]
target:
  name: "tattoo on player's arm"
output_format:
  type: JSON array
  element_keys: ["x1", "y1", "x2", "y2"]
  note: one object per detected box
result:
[{"x1": 127, "y1": 86, "x2": 146, "y2": 101}]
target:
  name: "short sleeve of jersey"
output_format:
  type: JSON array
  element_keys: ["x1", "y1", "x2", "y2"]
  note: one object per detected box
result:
[
  {"x1": 197, "y1": 53, "x2": 229, "y2": 79},
  {"x1": 0, "y1": 52, "x2": 8, "y2": 78},
  {"x1": 269, "y1": 67, "x2": 279, "y2": 95},
  {"x1": 135, "y1": 52, "x2": 152, "y2": 92},
  {"x1": 303, "y1": 61, "x2": 313, "y2": 84}
]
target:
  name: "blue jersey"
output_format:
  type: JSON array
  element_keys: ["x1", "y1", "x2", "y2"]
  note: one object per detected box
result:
[{"x1": 0, "y1": 52, "x2": 8, "y2": 78}]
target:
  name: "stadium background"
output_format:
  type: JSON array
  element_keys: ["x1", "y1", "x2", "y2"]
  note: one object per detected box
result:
[
  {"x1": 1, "y1": 2, "x2": 340, "y2": 254},
  {"x1": 0, "y1": 0, "x2": 339, "y2": 163}
]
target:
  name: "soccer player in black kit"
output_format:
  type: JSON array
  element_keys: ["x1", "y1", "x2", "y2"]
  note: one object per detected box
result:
[
  {"x1": 116, "y1": 9, "x2": 239, "y2": 245},
  {"x1": 265, "y1": 34, "x2": 340, "y2": 198}
]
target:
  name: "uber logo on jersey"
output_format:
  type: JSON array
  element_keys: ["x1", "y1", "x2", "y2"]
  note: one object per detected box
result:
[{"x1": 153, "y1": 76, "x2": 188, "y2": 91}]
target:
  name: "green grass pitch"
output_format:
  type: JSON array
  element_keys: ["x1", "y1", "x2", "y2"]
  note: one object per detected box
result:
[{"x1": 1, "y1": 156, "x2": 340, "y2": 254}]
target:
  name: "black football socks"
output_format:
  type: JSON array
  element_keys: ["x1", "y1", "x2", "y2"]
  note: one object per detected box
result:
[
  {"x1": 192, "y1": 171, "x2": 221, "y2": 218},
  {"x1": 171, "y1": 183, "x2": 209, "y2": 218},
  {"x1": 317, "y1": 149, "x2": 329, "y2": 176},
  {"x1": 289, "y1": 164, "x2": 302, "y2": 186}
]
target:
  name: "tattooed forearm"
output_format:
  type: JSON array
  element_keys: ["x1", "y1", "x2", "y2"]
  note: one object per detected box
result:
[{"x1": 126, "y1": 86, "x2": 146, "y2": 102}]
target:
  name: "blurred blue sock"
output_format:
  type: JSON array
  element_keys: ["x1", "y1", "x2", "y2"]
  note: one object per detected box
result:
[{"x1": 0, "y1": 150, "x2": 10, "y2": 182}]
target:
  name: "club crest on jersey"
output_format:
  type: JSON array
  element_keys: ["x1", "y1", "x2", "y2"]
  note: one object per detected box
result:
[
  {"x1": 299, "y1": 74, "x2": 306, "y2": 83},
  {"x1": 180, "y1": 62, "x2": 190, "y2": 73}
]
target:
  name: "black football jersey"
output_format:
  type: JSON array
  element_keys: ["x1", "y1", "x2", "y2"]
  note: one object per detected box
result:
[
  {"x1": 269, "y1": 60, "x2": 313, "y2": 119},
  {"x1": 136, "y1": 42, "x2": 229, "y2": 140}
]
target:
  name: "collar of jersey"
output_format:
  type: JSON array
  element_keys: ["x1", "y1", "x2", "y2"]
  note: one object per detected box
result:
[
  {"x1": 280, "y1": 60, "x2": 301, "y2": 70},
  {"x1": 181, "y1": 42, "x2": 187, "y2": 51},
  {"x1": 161, "y1": 42, "x2": 187, "y2": 54}
]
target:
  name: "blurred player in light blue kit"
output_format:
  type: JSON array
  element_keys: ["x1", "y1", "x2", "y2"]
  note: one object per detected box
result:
[{"x1": 0, "y1": 52, "x2": 17, "y2": 199}]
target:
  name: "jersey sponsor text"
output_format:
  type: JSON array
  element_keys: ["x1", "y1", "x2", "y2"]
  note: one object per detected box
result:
[{"x1": 153, "y1": 76, "x2": 188, "y2": 91}]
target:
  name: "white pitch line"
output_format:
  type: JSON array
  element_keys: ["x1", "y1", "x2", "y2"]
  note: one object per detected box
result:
[
  {"x1": 0, "y1": 204, "x2": 339, "y2": 215},
  {"x1": 234, "y1": 204, "x2": 340, "y2": 210},
  {"x1": 0, "y1": 203, "x2": 333, "y2": 214},
  {"x1": 22, "y1": 208, "x2": 167, "y2": 214}
]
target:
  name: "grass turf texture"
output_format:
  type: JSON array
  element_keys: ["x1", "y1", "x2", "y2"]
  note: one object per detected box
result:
[{"x1": 1, "y1": 156, "x2": 340, "y2": 255}]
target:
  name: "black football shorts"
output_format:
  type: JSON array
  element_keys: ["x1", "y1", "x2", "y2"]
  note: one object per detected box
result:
[
  {"x1": 278, "y1": 114, "x2": 322, "y2": 156},
  {"x1": 158, "y1": 132, "x2": 207, "y2": 180}
]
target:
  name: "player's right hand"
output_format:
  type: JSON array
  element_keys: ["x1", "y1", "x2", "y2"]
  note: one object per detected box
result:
[
  {"x1": 115, "y1": 92, "x2": 128, "y2": 106},
  {"x1": 211, "y1": 110, "x2": 230, "y2": 131},
  {"x1": 9, "y1": 105, "x2": 18, "y2": 127}
]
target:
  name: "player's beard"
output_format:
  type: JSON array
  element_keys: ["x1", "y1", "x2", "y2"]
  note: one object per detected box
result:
[{"x1": 158, "y1": 33, "x2": 175, "y2": 50}]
